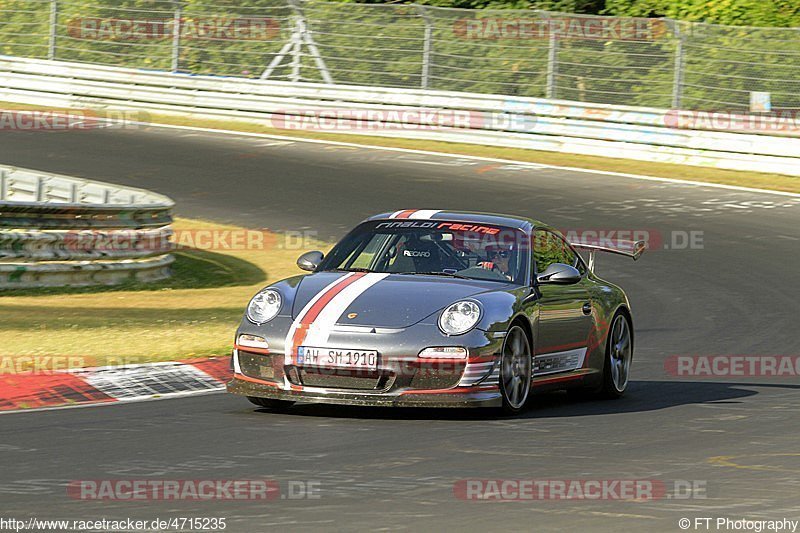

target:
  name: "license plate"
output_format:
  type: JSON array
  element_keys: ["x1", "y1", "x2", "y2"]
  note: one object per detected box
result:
[{"x1": 297, "y1": 346, "x2": 378, "y2": 370}]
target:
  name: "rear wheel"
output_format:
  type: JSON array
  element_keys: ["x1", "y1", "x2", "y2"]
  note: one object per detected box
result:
[
  {"x1": 601, "y1": 313, "x2": 633, "y2": 398},
  {"x1": 499, "y1": 325, "x2": 532, "y2": 414},
  {"x1": 247, "y1": 396, "x2": 295, "y2": 410}
]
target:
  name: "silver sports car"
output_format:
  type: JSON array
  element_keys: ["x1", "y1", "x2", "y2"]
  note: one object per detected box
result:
[{"x1": 228, "y1": 210, "x2": 644, "y2": 413}]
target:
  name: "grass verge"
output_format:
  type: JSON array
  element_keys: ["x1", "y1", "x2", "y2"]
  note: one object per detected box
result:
[
  {"x1": 3, "y1": 101, "x2": 799, "y2": 194},
  {"x1": 0, "y1": 217, "x2": 330, "y2": 367}
]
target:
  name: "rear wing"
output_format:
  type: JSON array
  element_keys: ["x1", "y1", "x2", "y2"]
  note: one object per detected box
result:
[{"x1": 571, "y1": 240, "x2": 646, "y2": 272}]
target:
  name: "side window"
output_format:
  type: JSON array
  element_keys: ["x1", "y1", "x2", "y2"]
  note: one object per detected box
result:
[
  {"x1": 533, "y1": 230, "x2": 579, "y2": 274},
  {"x1": 348, "y1": 234, "x2": 389, "y2": 269},
  {"x1": 574, "y1": 253, "x2": 587, "y2": 275}
]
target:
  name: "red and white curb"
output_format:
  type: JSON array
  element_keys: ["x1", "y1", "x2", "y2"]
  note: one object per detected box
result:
[{"x1": 0, "y1": 357, "x2": 231, "y2": 412}]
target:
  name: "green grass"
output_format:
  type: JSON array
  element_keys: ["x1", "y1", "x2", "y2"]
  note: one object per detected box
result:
[{"x1": 1, "y1": 248, "x2": 267, "y2": 297}]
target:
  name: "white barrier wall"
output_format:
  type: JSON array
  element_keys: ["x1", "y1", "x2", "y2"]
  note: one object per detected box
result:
[
  {"x1": 0, "y1": 164, "x2": 174, "y2": 288},
  {"x1": 0, "y1": 56, "x2": 798, "y2": 176}
]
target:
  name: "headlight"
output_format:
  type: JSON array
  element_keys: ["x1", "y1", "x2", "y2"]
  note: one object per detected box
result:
[
  {"x1": 438, "y1": 300, "x2": 482, "y2": 336},
  {"x1": 246, "y1": 288, "x2": 282, "y2": 324}
]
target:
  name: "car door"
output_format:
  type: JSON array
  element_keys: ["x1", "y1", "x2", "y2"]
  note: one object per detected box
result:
[{"x1": 532, "y1": 229, "x2": 595, "y2": 374}]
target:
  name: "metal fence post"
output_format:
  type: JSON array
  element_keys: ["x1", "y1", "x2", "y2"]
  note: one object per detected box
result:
[
  {"x1": 47, "y1": 0, "x2": 58, "y2": 60},
  {"x1": 671, "y1": 21, "x2": 685, "y2": 109},
  {"x1": 171, "y1": 2, "x2": 182, "y2": 72},
  {"x1": 290, "y1": 19, "x2": 301, "y2": 83},
  {"x1": 417, "y1": 5, "x2": 433, "y2": 90},
  {"x1": 288, "y1": 0, "x2": 333, "y2": 84},
  {"x1": 260, "y1": 2, "x2": 333, "y2": 84},
  {"x1": 545, "y1": 22, "x2": 559, "y2": 99},
  {"x1": 35, "y1": 177, "x2": 45, "y2": 202},
  {"x1": 298, "y1": 18, "x2": 333, "y2": 84}
]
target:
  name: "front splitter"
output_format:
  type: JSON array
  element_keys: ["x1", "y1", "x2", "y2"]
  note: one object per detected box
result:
[{"x1": 227, "y1": 375, "x2": 501, "y2": 408}]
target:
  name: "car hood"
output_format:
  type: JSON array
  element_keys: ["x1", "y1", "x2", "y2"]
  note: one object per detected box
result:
[{"x1": 291, "y1": 272, "x2": 514, "y2": 329}]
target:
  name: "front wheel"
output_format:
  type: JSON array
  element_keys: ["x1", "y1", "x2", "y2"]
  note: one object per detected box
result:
[
  {"x1": 499, "y1": 325, "x2": 532, "y2": 414},
  {"x1": 601, "y1": 313, "x2": 633, "y2": 398},
  {"x1": 247, "y1": 396, "x2": 295, "y2": 410}
]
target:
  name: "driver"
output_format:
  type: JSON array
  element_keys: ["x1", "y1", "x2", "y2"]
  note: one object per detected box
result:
[{"x1": 478, "y1": 245, "x2": 513, "y2": 280}]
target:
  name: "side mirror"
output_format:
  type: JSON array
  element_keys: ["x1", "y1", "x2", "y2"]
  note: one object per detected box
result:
[
  {"x1": 536, "y1": 263, "x2": 582, "y2": 285},
  {"x1": 297, "y1": 250, "x2": 324, "y2": 272}
]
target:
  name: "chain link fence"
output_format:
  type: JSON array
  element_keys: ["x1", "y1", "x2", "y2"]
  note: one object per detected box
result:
[{"x1": 1, "y1": 0, "x2": 799, "y2": 111}]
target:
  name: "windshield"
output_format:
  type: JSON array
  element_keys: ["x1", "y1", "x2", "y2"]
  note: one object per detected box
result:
[{"x1": 318, "y1": 220, "x2": 528, "y2": 284}]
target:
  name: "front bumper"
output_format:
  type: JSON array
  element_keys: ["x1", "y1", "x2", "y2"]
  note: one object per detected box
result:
[
  {"x1": 227, "y1": 373, "x2": 501, "y2": 408},
  {"x1": 227, "y1": 323, "x2": 505, "y2": 408}
]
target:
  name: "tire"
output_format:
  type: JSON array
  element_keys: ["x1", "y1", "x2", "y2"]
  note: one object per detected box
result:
[
  {"x1": 247, "y1": 396, "x2": 295, "y2": 410},
  {"x1": 499, "y1": 324, "x2": 533, "y2": 415},
  {"x1": 600, "y1": 312, "x2": 633, "y2": 399}
]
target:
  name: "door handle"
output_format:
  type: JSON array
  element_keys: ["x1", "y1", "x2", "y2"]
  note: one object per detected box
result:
[{"x1": 582, "y1": 302, "x2": 592, "y2": 315}]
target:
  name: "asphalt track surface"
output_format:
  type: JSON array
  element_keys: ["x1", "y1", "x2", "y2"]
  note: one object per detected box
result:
[{"x1": 2, "y1": 126, "x2": 800, "y2": 532}]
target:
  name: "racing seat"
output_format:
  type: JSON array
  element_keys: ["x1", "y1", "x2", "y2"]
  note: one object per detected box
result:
[{"x1": 387, "y1": 236, "x2": 443, "y2": 273}]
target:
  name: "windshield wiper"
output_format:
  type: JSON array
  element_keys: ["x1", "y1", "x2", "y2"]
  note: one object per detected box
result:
[{"x1": 329, "y1": 267, "x2": 373, "y2": 273}]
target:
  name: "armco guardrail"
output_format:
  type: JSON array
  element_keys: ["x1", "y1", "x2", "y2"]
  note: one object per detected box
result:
[
  {"x1": 1, "y1": 56, "x2": 799, "y2": 176},
  {"x1": 0, "y1": 164, "x2": 174, "y2": 288}
]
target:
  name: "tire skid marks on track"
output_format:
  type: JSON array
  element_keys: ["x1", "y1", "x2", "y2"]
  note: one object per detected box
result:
[
  {"x1": 547, "y1": 196, "x2": 800, "y2": 219},
  {"x1": 141, "y1": 122, "x2": 800, "y2": 198}
]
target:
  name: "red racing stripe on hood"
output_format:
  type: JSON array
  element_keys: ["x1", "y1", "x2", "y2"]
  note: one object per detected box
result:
[{"x1": 289, "y1": 272, "x2": 366, "y2": 357}]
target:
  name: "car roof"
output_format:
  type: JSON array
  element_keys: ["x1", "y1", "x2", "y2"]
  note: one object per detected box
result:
[{"x1": 365, "y1": 210, "x2": 544, "y2": 232}]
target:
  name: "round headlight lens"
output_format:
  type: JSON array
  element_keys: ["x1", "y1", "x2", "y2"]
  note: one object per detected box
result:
[
  {"x1": 247, "y1": 289, "x2": 282, "y2": 324},
  {"x1": 439, "y1": 300, "x2": 482, "y2": 335}
]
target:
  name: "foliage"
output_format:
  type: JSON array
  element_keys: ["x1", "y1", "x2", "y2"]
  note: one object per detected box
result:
[
  {"x1": 1, "y1": 0, "x2": 799, "y2": 110},
  {"x1": 603, "y1": 0, "x2": 800, "y2": 27}
]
